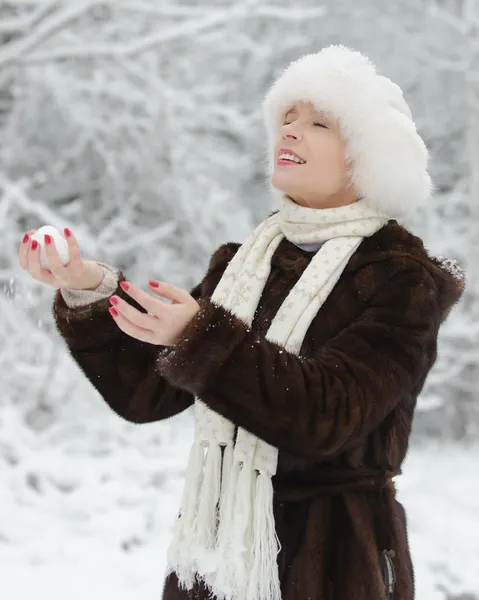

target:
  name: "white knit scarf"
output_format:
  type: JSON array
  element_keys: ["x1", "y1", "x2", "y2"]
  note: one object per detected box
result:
[{"x1": 166, "y1": 194, "x2": 389, "y2": 600}]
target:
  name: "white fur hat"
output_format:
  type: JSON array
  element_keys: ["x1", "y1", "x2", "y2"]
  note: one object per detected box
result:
[{"x1": 262, "y1": 44, "x2": 433, "y2": 219}]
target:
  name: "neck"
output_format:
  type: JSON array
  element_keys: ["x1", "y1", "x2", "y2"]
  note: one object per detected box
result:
[{"x1": 286, "y1": 189, "x2": 359, "y2": 209}]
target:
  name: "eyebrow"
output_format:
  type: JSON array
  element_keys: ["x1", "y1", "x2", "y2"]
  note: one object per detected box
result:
[{"x1": 284, "y1": 106, "x2": 329, "y2": 121}]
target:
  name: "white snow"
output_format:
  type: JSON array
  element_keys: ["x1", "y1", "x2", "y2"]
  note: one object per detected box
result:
[
  {"x1": 1, "y1": 396, "x2": 477, "y2": 599},
  {"x1": 434, "y1": 255, "x2": 465, "y2": 282},
  {"x1": 30, "y1": 226, "x2": 70, "y2": 270}
]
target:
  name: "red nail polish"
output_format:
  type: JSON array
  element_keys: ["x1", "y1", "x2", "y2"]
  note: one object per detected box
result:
[
  {"x1": 31, "y1": 240, "x2": 38, "y2": 250},
  {"x1": 23, "y1": 234, "x2": 29, "y2": 243},
  {"x1": 149, "y1": 280, "x2": 159, "y2": 288},
  {"x1": 109, "y1": 296, "x2": 118, "y2": 306},
  {"x1": 109, "y1": 307, "x2": 118, "y2": 318},
  {"x1": 120, "y1": 281, "x2": 129, "y2": 292},
  {"x1": 44, "y1": 234, "x2": 52, "y2": 245},
  {"x1": 64, "y1": 228, "x2": 71, "y2": 238}
]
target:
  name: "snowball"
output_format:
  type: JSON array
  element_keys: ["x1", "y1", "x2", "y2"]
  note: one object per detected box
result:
[{"x1": 30, "y1": 226, "x2": 70, "y2": 270}]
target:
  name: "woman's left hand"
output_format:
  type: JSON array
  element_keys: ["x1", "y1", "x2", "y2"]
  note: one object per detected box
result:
[{"x1": 108, "y1": 279, "x2": 200, "y2": 346}]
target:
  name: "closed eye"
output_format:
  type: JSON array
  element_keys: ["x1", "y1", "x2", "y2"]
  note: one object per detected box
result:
[{"x1": 283, "y1": 121, "x2": 328, "y2": 128}]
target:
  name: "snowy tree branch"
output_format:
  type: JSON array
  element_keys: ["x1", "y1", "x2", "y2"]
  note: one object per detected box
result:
[
  {"x1": 0, "y1": 1, "x2": 101, "y2": 68},
  {"x1": 0, "y1": 0, "x2": 59, "y2": 35},
  {"x1": 20, "y1": 0, "x2": 259, "y2": 64},
  {"x1": 0, "y1": 173, "x2": 65, "y2": 230}
]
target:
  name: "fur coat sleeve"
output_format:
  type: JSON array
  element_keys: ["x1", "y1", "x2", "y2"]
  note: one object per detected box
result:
[
  {"x1": 51, "y1": 246, "x2": 233, "y2": 423},
  {"x1": 156, "y1": 258, "x2": 442, "y2": 460}
]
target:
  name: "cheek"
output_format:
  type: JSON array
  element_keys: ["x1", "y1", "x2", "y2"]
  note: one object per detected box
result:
[{"x1": 312, "y1": 140, "x2": 346, "y2": 179}]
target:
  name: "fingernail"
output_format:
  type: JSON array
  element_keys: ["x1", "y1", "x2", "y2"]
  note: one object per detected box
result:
[
  {"x1": 109, "y1": 296, "x2": 118, "y2": 306},
  {"x1": 64, "y1": 228, "x2": 72, "y2": 238},
  {"x1": 31, "y1": 240, "x2": 38, "y2": 250},
  {"x1": 149, "y1": 280, "x2": 159, "y2": 288},
  {"x1": 109, "y1": 307, "x2": 118, "y2": 318},
  {"x1": 120, "y1": 281, "x2": 129, "y2": 292},
  {"x1": 44, "y1": 234, "x2": 52, "y2": 245},
  {"x1": 23, "y1": 234, "x2": 29, "y2": 243}
]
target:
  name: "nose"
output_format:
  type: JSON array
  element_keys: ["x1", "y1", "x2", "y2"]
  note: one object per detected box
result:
[{"x1": 281, "y1": 122, "x2": 301, "y2": 141}]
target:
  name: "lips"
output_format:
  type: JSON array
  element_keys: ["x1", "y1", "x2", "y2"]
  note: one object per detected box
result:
[
  {"x1": 277, "y1": 158, "x2": 302, "y2": 166},
  {"x1": 278, "y1": 148, "x2": 306, "y2": 162}
]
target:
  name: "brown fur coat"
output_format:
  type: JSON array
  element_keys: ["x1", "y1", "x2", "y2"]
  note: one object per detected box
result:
[{"x1": 53, "y1": 218, "x2": 465, "y2": 600}]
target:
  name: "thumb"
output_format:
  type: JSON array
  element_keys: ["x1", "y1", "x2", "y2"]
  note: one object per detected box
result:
[{"x1": 149, "y1": 281, "x2": 193, "y2": 305}]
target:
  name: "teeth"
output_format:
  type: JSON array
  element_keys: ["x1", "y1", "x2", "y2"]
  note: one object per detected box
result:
[{"x1": 279, "y1": 153, "x2": 305, "y2": 164}]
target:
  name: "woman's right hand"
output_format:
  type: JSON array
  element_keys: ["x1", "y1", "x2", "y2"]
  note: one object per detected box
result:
[{"x1": 18, "y1": 228, "x2": 104, "y2": 291}]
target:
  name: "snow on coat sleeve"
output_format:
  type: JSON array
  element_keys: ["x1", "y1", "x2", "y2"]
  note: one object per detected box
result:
[
  {"x1": 156, "y1": 260, "x2": 441, "y2": 459},
  {"x1": 52, "y1": 243, "x2": 240, "y2": 424}
]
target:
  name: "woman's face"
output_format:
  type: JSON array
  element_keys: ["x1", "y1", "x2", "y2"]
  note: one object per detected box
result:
[{"x1": 271, "y1": 101, "x2": 358, "y2": 209}]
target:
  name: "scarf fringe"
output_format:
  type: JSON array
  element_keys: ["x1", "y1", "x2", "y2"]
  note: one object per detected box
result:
[
  {"x1": 220, "y1": 443, "x2": 234, "y2": 503},
  {"x1": 191, "y1": 442, "x2": 222, "y2": 575},
  {"x1": 247, "y1": 470, "x2": 282, "y2": 600},
  {"x1": 201, "y1": 445, "x2": 236, "y2": 595},
  {"x1": 216, "y1": 452, "x2": 239, "y2": 552},
  {"x1": 166, "y1": 439, "x2": 204, "y2": 589},
  {"x1": 213, "y1": 461, "x2": 254, "y2": 600}
]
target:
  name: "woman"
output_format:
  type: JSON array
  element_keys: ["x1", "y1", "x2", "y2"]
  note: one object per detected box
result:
[{"x1": 19, "y1": 45, "x2": 465, "y2": 600}]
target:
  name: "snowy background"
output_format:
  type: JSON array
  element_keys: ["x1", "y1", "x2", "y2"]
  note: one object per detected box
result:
[{"x1": 0, "y1": 1, "x2": 478, "y2": 598}]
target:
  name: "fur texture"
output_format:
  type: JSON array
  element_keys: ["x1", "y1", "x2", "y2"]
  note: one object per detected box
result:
[
  {"x1": 53, "y1": 218, "x2": 465, "y2": 600},
  {"x1": 262, "y1": 45, "x2": 432, "y2": 219}
]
